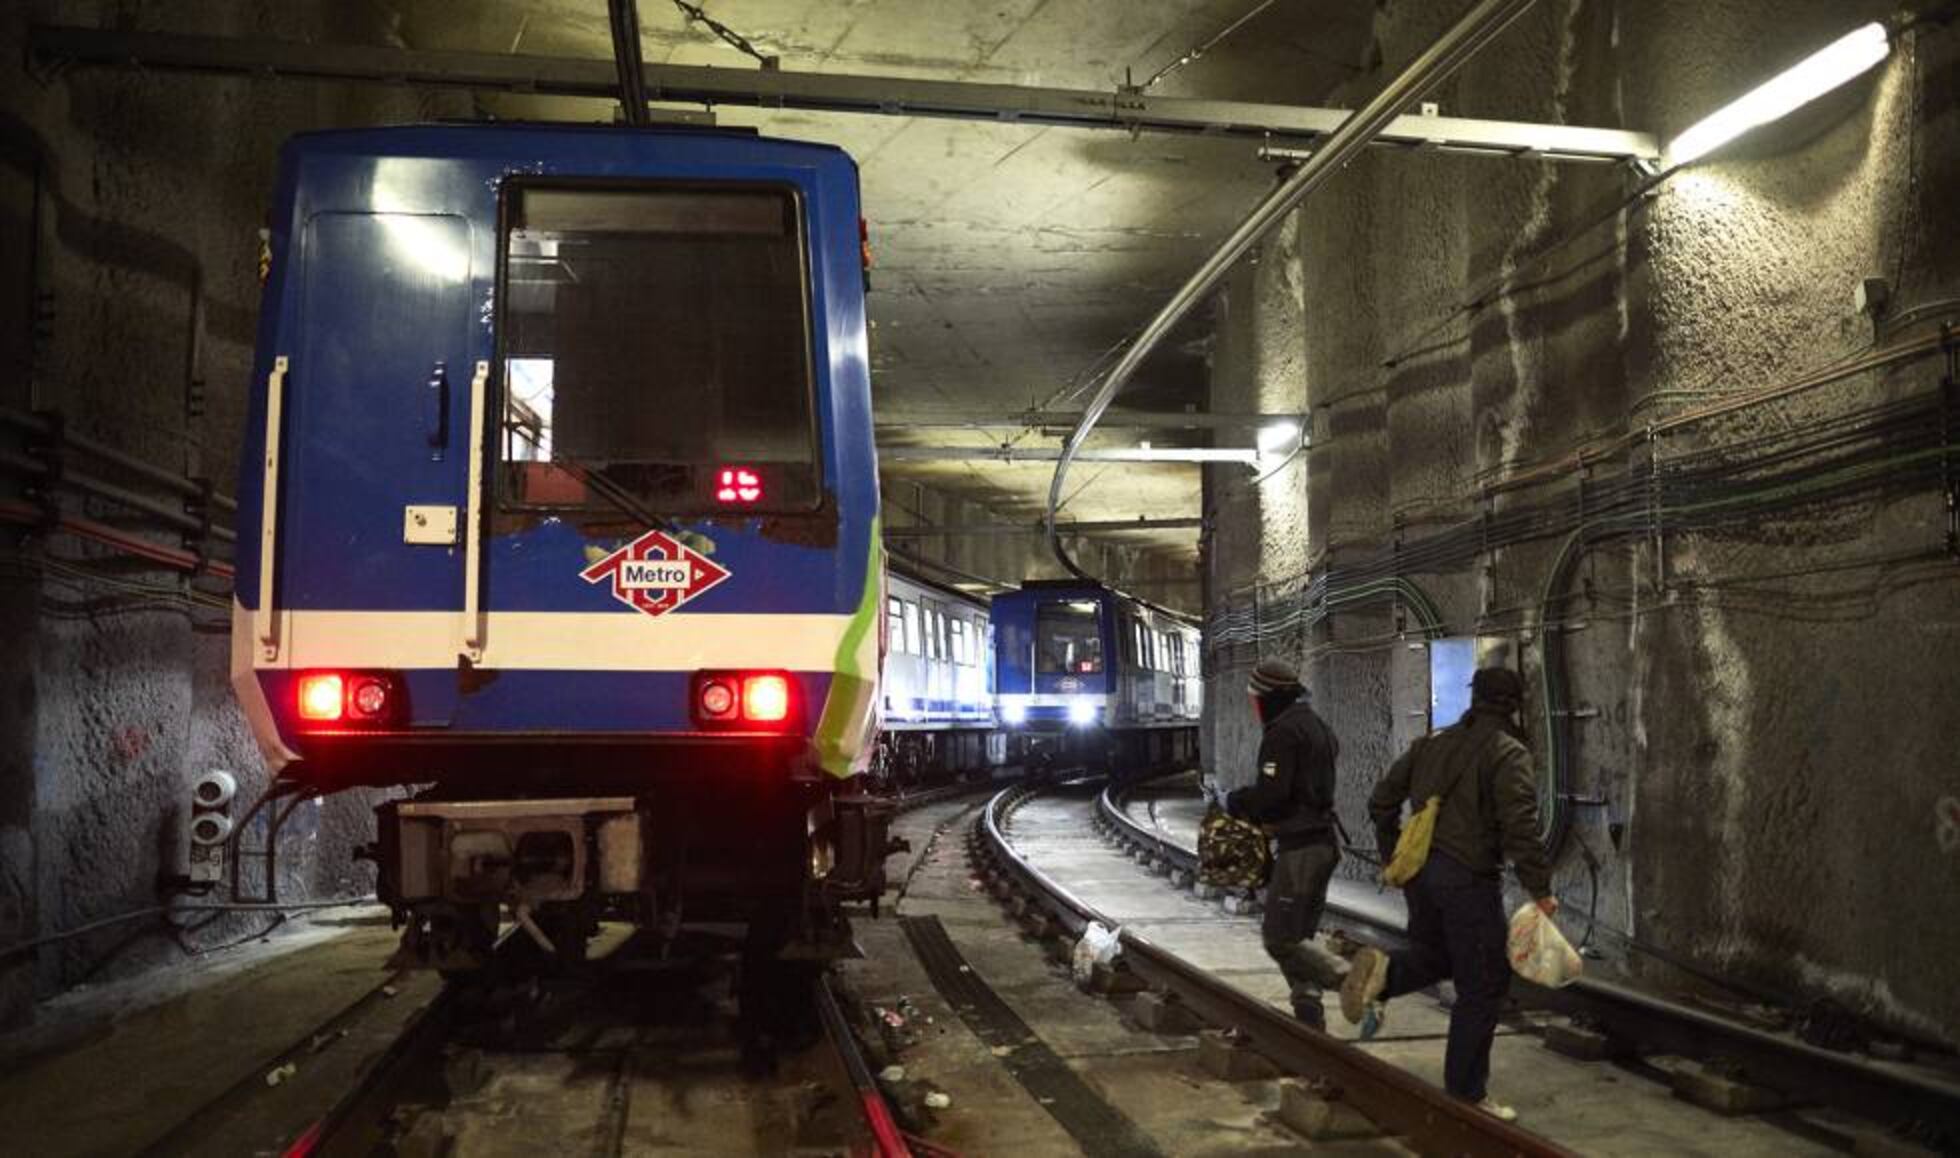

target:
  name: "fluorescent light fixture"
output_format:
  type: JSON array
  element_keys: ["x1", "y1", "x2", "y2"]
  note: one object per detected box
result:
[
  {"x1": 1664, "y1": 22, "x2": 1889, "y2": 168},
  {"x1": 1256, "y1": 420, "x2": 1301, "y2": 454}
]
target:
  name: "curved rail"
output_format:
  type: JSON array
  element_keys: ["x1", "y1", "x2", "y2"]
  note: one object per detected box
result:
[
  {"x1": 1096, "y1": 778, "x2": 1960, "y2": 1145},
  {"x1": 976, "y1": 783, "x2": 1576, "y2": 1158}
]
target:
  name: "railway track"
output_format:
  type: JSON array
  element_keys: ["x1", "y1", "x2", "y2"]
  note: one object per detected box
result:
[
  {"x1": 1095, "y1": 772, "x2": 1960, "y2": 1150},
  {"x1": 974, "y1": 779, "x2": 1576, "y2": 1158},
  {"x1": 977, "y1": 777, "x2": 1954, "y2": 1156},
  {"x1": 277, "y1": 935, "x2": 912, "y2": 1157}
]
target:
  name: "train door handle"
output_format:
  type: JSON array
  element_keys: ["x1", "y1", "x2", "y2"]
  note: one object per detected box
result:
[{"x1": 426, "y1": 360, "x2": 449, "y2": 460}]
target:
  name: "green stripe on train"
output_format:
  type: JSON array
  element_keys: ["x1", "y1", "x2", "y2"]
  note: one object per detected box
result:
[{"x1": 815, "y1": 522, "x2": 883, "y2": 778}]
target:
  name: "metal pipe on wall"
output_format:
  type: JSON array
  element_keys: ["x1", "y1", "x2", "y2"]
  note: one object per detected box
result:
[
  {"x1": 1044, "y1": 0, "x2": 1544, "y2": 582},
  {"x1": 607, "y1": 0, "x2": 651, "y2": 126}
]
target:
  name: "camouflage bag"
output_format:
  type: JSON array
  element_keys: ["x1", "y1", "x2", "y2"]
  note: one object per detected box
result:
[{"x1": 1197, "y1": 803, "x2": 1272, "y2": 889}]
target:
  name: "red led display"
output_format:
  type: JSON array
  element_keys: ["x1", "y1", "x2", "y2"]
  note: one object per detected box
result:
[{"x1": 715, "y1": 467, "x2": 764, "y2": 505}]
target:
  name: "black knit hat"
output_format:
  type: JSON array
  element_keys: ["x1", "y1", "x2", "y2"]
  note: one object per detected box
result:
[
  {"x1": 1470, "y1": 666, "x2": 1526, "y2": 708},
  {"x1": 1247, "y1": 659, "x2": 1303, "y2": 697}
]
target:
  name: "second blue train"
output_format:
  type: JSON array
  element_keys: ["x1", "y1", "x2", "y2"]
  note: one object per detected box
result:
[{"x1": 878, "y1": 570, "x2": 1202, "y2": 783}]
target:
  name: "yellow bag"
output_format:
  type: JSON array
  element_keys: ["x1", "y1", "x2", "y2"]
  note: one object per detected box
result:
[
  {"x1": 1382, "y1": 795, "x2": 1442, "y2": 887},
  {"x1": 1380, "y1": 729, "x2": 1499, "y2": 888}
]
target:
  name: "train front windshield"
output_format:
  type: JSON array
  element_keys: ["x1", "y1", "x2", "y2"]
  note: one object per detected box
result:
[
  {"x1": 1036, "y1": 600, "x2": 1103, "y2": 674},
  {"x1": 498, "y1": 183, "x2": 819, "y2": 513}
]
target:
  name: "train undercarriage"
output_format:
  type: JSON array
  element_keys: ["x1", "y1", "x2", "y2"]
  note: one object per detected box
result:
[{"x1": 346, "y1": 749, "x2": 901, "y2": 994}]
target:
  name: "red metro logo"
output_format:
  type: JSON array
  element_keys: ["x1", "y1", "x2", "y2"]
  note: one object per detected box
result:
[{"x1": 580, "y1": 530, "x2": 731, "y2": 617}]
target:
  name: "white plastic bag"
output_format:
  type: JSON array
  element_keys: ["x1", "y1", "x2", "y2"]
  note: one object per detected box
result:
[
  {"x1": 1507, "y1": 903, "x2": 1583, "y2": 987},
  {"x1": 1071, "y1": 921, "x2": 1122, "y2": 987}
]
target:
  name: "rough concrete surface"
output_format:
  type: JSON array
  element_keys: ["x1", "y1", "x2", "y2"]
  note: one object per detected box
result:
[
  {"x1": 0, "y1": 0, "x2": 468, "y2": 1028},
  {"x1": 1203, "y1": 0, "x2": 1960, "y2": 1048}
]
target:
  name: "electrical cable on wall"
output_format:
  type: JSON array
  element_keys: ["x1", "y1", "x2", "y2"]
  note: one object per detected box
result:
[
  {"x1": 1210, "y1": 363, "x2": 1960, "y2": 857},
  {"x1": 1046, "y1": 0, "x2": 1545, "y2": 585}
]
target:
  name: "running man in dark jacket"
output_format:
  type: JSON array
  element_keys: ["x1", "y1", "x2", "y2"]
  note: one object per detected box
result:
[
  {"x1": 1340, "y1": 665, "x2": 1556, "y2": 1121},
  {"x1": 1220, "y1": 659, "x2": 1348, "y2": 1028}
]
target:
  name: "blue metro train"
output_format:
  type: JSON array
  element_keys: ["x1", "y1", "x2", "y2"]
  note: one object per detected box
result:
[
  {"x1": 879, "y1": 572, "x2": 1201, "y2": 781},
  {"x1": 231, "y1": 121, "x2": 1196, "y2": 974}
]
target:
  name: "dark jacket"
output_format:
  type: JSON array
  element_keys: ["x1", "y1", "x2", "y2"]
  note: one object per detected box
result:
[
  {"x1": 1367, "y1": 708, "x2": 1553, "y2": 898},
  {"x1": 1227, "y1": 698, "x2": 1339, "y2": 849}
]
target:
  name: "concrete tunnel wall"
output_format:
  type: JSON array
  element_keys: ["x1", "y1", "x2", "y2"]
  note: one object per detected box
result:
[
  {"x1": 0, "y1": 0, "x2": 471, "y2": 1030},
  {"x1": 1202, "y1": 0, "x2": 1960, "y2": 1048}
]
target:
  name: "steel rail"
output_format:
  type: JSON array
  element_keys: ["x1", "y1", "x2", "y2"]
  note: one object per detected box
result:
[
  {"x1": 976, "y1": 783, "x2": 1575, "y2": 1158},
  {"x1": 1096, "y1": 779, "x2": 1960, "y2": 1144},
  {"x1": 1045, "y1": 0, "x2": 1546, "y2": 583}
]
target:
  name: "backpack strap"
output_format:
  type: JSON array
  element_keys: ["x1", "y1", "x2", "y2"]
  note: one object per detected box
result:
[{"x1": 1425, "y1": 725, "x2": 1505, "y2": 814}]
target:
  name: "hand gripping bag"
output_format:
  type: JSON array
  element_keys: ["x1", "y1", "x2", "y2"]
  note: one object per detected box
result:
[
  {"x1": 1197, "y1": 803, "x2": 1272, "y2": 890},
  {"x1": 1507, "y1": 903, "x2": 1584, "y2": 987}
]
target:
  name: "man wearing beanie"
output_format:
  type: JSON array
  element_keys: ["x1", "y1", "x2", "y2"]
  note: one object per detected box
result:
[
  {"x1": 1344, "y1": 664, "x2": 1556, "y2": 1122},
  {"x1": 1220, "y1": 658, "x2": 1348, "y2": 1029}
]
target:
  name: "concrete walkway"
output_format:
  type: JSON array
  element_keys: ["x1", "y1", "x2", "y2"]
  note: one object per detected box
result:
[{"x1": 1011, "y1": 781, "x2": 1843, "y2": 1157}]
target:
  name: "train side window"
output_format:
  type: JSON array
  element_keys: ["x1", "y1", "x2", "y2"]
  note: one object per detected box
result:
[
  {"x1": 950, "y1": 618, "x2": 969, "y2": 666},
  {"x1": 901, "y1": 601, "x2": 920, "y2": 657},
  {"x1": 887, "y1": 596, "x2": 907, "y2": 655}
]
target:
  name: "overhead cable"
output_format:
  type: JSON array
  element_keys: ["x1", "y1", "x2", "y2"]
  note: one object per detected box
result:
[{"x1": 1045, "y1": 0, "x2": 1544, "y2": 584}]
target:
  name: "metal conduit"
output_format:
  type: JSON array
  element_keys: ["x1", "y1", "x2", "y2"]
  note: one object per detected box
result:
[
  {"x1": 1045, "y1": 0, "x2": 1542, "y2": 582},
  {"x1": 0, "y1": 406, "x2": 237, "y2": 513},
  {"x1": 0, "y1": 448, "x2": 236, "y2": 544},
  {"x1": 607, "y1": 0, "x2": 651, "y2": 126}
]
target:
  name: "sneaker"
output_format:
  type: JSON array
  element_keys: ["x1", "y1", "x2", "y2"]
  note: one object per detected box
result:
[
  {"x1": 1476, "y1": 1099, "x2": 1518, "y2": 1123},
  {"x1": 1340, "y1": 947, "x2": 1389, "y2": 1024},
  {"x1": 1358, "y1": 1002, "x2": 1385, "y2": 1041}
]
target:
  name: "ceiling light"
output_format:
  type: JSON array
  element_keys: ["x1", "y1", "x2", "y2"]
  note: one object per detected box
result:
[
  {"x1": 1664, "y1": 22, "x2": 1889, "y2": 168},
  {"x1": 1257, "y1": 421, "x2": 1300, "y2": 454}
]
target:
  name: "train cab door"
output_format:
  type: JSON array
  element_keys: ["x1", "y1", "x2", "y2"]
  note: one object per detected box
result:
[{"x1": 278, "y1": 211, "x2": 475, "y2": 701}]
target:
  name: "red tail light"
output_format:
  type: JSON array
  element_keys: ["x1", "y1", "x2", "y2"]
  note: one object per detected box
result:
[
  {"x1": 743, "y1": 675, "x2": 790, "y2": 722},
  {"x1": 691, "y1": 670, "x2": 797, "y2": 730},
  {"x1": 297, "y1": 674, "x2": 344, "y2": 721},
  {"x1": 294, "y1": 671, "x2": 403, "y2": 728}
]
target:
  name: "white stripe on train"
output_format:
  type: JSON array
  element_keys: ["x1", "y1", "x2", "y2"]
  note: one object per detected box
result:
[{"x1": 237, "y1": 604, "x2": 855, "y2": 671}]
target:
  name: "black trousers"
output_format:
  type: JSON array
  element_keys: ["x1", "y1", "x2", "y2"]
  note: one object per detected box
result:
[
  {"x1": 1383, "y1": 850, "x2": 1510, "y2": 1101},
  {"x1": 1261, "y1": 838, "x2": 1346, "y2": 1016}
]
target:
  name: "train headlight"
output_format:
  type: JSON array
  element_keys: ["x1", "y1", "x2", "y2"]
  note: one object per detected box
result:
[
  {"x1": 1002, "y1": 700, "x2": 1028, "y2": 726},
  {"x1": 349, "y1": 678, "x2": 391, "y2": 720},
  {"x1": 1068, "y1": 699, "x2": 1098, "y2": 726},
  {"x1": 698, "y1": 679, "x2": 738, "y2": 720}
]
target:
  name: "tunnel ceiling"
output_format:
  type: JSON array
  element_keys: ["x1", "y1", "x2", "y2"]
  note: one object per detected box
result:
[{"x1": 375, "y1": 0, "x2": 1377, "y2": 562}]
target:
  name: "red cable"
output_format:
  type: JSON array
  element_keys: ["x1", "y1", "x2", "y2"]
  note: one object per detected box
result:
[
  {"x1": 278, "y1": 1121, "x2": 321, "y2": 1158},
  {"x1": 859, "y1": 1091, "x2": 915, "y2": 1158},
  {"x1": 0, "y1": 501, "x2": 235, "y2": 582}
]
